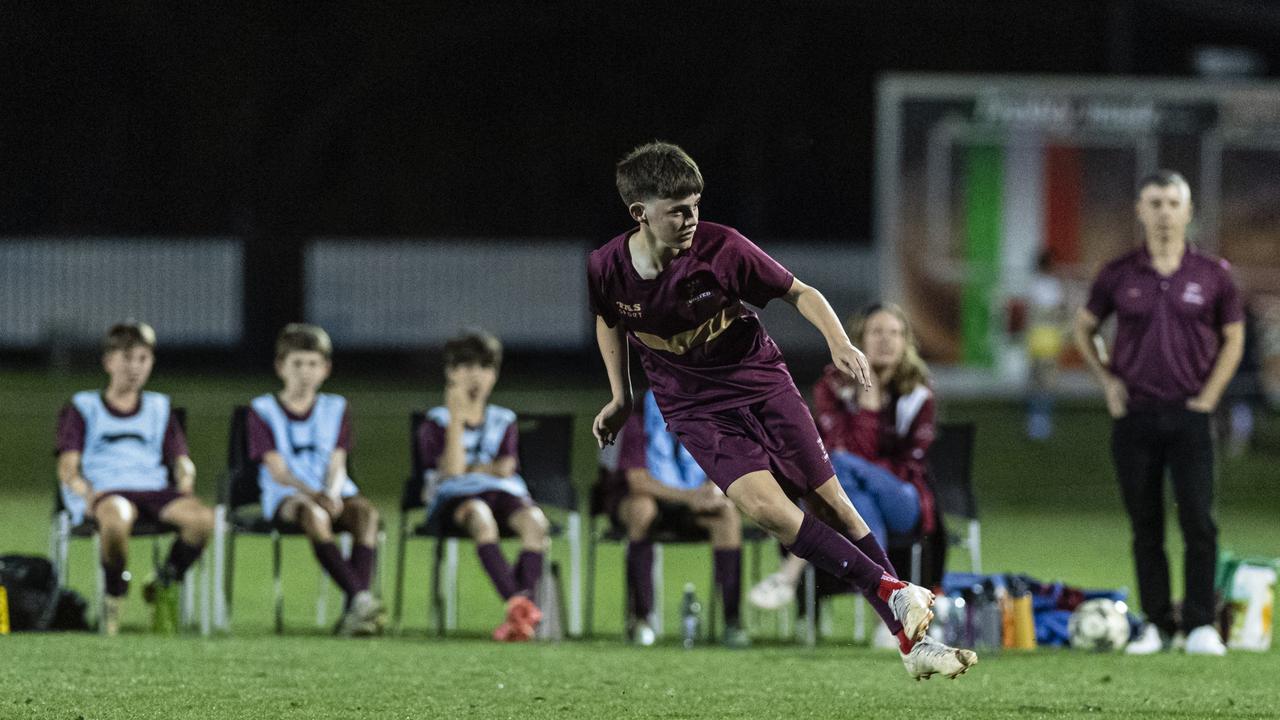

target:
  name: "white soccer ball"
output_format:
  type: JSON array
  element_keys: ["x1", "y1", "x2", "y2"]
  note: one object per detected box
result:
[{"x1": 1068, "y1": 598, "x2": 1131, "y2": 652}]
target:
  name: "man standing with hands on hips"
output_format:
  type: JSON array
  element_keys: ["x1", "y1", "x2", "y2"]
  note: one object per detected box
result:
[{"x1": 1074, "y1": 170, "x2": 1244, "y2": 656}]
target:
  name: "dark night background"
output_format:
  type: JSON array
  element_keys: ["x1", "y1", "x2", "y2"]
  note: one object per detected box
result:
[{"x1": 3, "y1": 1, "x2": 1277, "y2": 359}]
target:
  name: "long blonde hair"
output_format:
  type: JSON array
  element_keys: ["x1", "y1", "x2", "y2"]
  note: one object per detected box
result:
[{"x1": 846, "y1": 302, "x2": 929, "y2": 397}]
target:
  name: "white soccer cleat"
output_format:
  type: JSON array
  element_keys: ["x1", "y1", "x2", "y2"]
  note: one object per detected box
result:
[
  {"x1": 887, "y1": 582, "x2": 935, "y2": 642},
  {"x1": 1124, "y1": 623, "x2": 1164, "y2": 655},
  {"x1": 900, "y1": 635, "x2": 978, "y2": 680},
  {"x1": 1185, "y1": 625, "x2": 1227, "y2": 656},
  {"x1": 748, "y1": 572, "x2": 798, "y2": 610}
]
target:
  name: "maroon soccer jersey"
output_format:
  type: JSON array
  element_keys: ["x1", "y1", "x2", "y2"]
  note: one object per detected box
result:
[
  {"x1": 1086, "y1": 246, "x2": 1243, "y2": 407},
  {"x1": 587, "y1": 222, "x2": 797, "y2": 417}
]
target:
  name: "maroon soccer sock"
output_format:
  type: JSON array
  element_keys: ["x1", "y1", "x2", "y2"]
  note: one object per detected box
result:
[
  {"x1": 514, "y1": 550, "x2": 544, "y2": 596},
  {"x1": 161, "y1": 539, "x2": 205, "y2": 584},
  {"x1": 476, "y1": 543, "x2": 518, "y2": 600},
  {"x1": 103, "y1": 557, "x2": 129, "y2": 597},
  {"x1": 349, "y1": 544, "x2": 376, "y2": 592},
  {"x1": 311, "y1": 540, "x2": 360, "y2": 598},
  {"x1": 850, "y1": 533, "x2": 903, "y2": 636},
  {"x1": 784, "y1": 513, "x2": 884, "y2": 593},
  {"x1": 714, "y1": 548, "x2": 742, "y2": 626},
  {"x1": 626, "y1": 540, "x2": 655, "y2": 621}
]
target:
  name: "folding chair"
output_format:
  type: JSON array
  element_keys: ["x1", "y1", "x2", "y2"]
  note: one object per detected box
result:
[
  {"x1": 219, "y1": 405, "x2": 384, "y2": 634},
  {"x1": 391, "y1": 411, "x2": 582, "y2": 637},
  {"x1": 798, "y1": 421, "x2": 981, "y2": 646},
  {"x1": 48, "y1": 407, "x2": 215, "y2": 635},
  {"x1": 583, "y1": 425, "x2": 769, "y2": 640}
]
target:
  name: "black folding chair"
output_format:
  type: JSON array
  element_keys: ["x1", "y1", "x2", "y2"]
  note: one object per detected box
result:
[
  {"x1": 583, "y1": 424, "x2": 769, "y2": 640},
  {"x1": 219, "y1": 405, "x2": 384, "y2": 634},
  {"x1": 48, "y1": 407, "x2": 214, "y2": 635},
  {"x1": 391, "y1": 411, "x2": 582, "y2": 637}
]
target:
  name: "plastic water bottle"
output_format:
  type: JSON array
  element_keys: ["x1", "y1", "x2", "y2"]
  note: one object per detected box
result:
[{"x1": 680, "y1": 583, "x2": 701, "y2": 649}]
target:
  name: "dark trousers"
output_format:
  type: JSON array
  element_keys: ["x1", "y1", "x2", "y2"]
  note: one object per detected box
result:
[{"x1": 1111, "y1": 407, "x2": 1218, "y2": 633}]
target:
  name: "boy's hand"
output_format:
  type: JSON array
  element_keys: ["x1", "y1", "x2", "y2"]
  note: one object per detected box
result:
[
  {"x1": 690, "y1": 483, "x2": 729, "y2": 513},
  {"x1": 314, "y1": 492, "x2": 343, "y2": 519},
  {"x1": 592, "y1": 399, "x2": 631, "y2": 448},
  {"x1": 831, "y1": 340, "x2": 873, "y2": 389}
]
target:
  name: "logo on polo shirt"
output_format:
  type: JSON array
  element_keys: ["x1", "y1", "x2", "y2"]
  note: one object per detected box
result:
[
  {"x1": 1181, "y1": 282, "x2": 1205, "y2": 306},
  {"x1": 1127, "y1": 287, "x2": 1141, "y2": 299},
  {"x1": 615, "y1": 301, "x2": 642, "y2": 318}
]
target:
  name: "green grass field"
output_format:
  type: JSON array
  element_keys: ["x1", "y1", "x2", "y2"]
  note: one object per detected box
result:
[{"x1": 2, "y1": 369, "x2": 1278, "y2": 719}]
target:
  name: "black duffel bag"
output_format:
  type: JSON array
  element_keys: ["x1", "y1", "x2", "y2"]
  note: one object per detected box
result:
[{"x1": 0, "y1": 555, "x2": 90, "y2": 631}]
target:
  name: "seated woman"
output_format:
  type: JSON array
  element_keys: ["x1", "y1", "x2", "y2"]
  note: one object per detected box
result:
[{"x1": 749, "y1": 303, "x2": 942, "y2": 638}]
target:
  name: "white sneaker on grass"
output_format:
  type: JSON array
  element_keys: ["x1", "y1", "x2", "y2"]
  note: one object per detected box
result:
[
  {"x1": 337, "y1": 591, "x2": 383, "y2": 637},
  {"x1": 887, "y1": 583, "x2": 935, "y2": 642},
  {"x1": 629, "y1": 620, "x2": 656, "y2": 647},
  {"x1": 1124, "y1": 623, "x2": 1164, "y2": 655},
  {"x1": 748, "y1": 572, "x2": 798, "y2": 610},
  {"x1": 1185, "y1": 625, "x2": 1227, "y2": 656},
  {"x1": 900, "y1": 635, "x2": 977, "y2": 680}
]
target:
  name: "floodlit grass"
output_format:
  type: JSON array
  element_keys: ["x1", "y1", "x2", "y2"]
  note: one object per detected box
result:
[{"x1": 2, "y1": 370, "x2": 1277, "y2": 718}]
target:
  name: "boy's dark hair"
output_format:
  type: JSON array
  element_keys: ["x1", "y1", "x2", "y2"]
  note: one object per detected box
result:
[
  {"x1": 615, "y1": 141, "x2": 704, "y2": 205},
  {"x1": 103, "y1": 321, "x2": 156, "y2": 354},
  {"x1": 1136, "y1": 169, "x2": 1190, "y2": 199},
  {"x1": 275, "y1": 323, "x2": 333, "y2": 361},
  {"x1": 443, "y1": 329, "x2": 502, "y2": 371}
]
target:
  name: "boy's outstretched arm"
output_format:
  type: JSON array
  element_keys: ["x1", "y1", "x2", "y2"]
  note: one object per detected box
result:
[
  {"x1": 782, "y1": 278, "x2": 872, "y2": 389},
  {"x1": 592, "y1": 315, "x2": 632, "y2": 448}
]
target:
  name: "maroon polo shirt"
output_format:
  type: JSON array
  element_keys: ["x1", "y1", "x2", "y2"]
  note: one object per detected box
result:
[{"x1": 1086, "y1": 245, "x2": 1243, "y2": 408}]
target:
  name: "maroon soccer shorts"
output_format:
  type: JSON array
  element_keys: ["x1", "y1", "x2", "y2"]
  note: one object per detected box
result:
[
  {"x1": 93, "y1": 489, "x2": 185, "y2": 525},
  {"x1": 440, "y1": 490, "x2": 535, "y2": 535},
  {"x1": 663, "y1": 386, "x2": 836, "y2": 497}
]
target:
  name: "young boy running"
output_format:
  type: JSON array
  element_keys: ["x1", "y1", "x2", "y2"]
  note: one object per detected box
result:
[
  {"x1": 247, "y1": 323, "x2": 383, "y2": 635},
  {"x1": 415, "y1": 330, "x2": 548, "y2": 641},
  {"x1": 588, "y1": 142, "x2": 976, "y2": 678},
  {"x1": 55, "y1": 322, "x2": 215, "y2": 635}
]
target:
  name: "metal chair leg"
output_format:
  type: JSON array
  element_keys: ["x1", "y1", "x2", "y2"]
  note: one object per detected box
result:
[
  {"x1": 272, "y1": 531, "x2": 284, "y2": 635},
  {"x1": 431, "y1": 536, "x2": 445, "y2": 636},
  {"x1": 651, "y1": 543, "x2": 664, "y2": 636},
  {"x1": 392, "y1": 514, "x2": 409, "y2": 633},
  {"x1": 803, "y1": 564, "x2": 816, "y2": 648},
  {"x1": 584, "y1": 516, "x2": 598, "y2": 638},
  {"x1": 567, "y1": 511, "x2": 582, "y2": 638},
  {"x1": 444, "y1": 538, "x2": 459, "y2": 632}
]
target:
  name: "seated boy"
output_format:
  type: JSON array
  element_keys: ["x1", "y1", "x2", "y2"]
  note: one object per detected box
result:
[
  {"x1": 415, "y1": 330, "x2": 549, "y2": 641},
  {"x1": 247, "y1": 323, "x2": 382, "y2": 635},
  {"x1": 613, "y1": 390, "x2": 748, "y2": 647},
  {"x1": 55, "y1": 322, "x2": 215, "y2": 635}
]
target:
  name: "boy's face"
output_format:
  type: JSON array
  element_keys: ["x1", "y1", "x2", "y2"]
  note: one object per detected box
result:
[
  {"x1": 631, "y1": 193, "x2": 700, "y2": 251},
  {"x1": 446, "y1": 362, "x2": 497, "y2": 404},
  {"x1": 276, "y1": 350, "x2": 331, "y2": 394},
  {"x1": 103, "y1": 345, "x2": 155, "y2": 392}
]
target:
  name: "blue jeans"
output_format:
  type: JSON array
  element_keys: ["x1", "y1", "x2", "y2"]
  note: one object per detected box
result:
[{"x1": 830, "y1": 451, "x2": 920, "y2": 548}]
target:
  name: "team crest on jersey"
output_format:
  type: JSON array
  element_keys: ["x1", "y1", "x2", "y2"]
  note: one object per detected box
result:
[
  {"x1": 615, "y1": 301, "x2": 642, "y2": 318},
  {"x1": 679, "y1": 273, "x2": 717, "y2": 307},
  {"x1": 1181, "y1": 282, "x2": 1204, "y2": 306}
]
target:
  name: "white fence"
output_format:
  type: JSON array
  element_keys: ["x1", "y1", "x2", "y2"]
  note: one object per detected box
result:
[{"x1": 0, "y1": 238, "x2": 243, "y2": 348}]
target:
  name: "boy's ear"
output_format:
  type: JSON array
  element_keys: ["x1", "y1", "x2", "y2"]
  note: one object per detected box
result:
[{"x1": 628, "y1": 201, "x2": 647, "y2": 225}]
